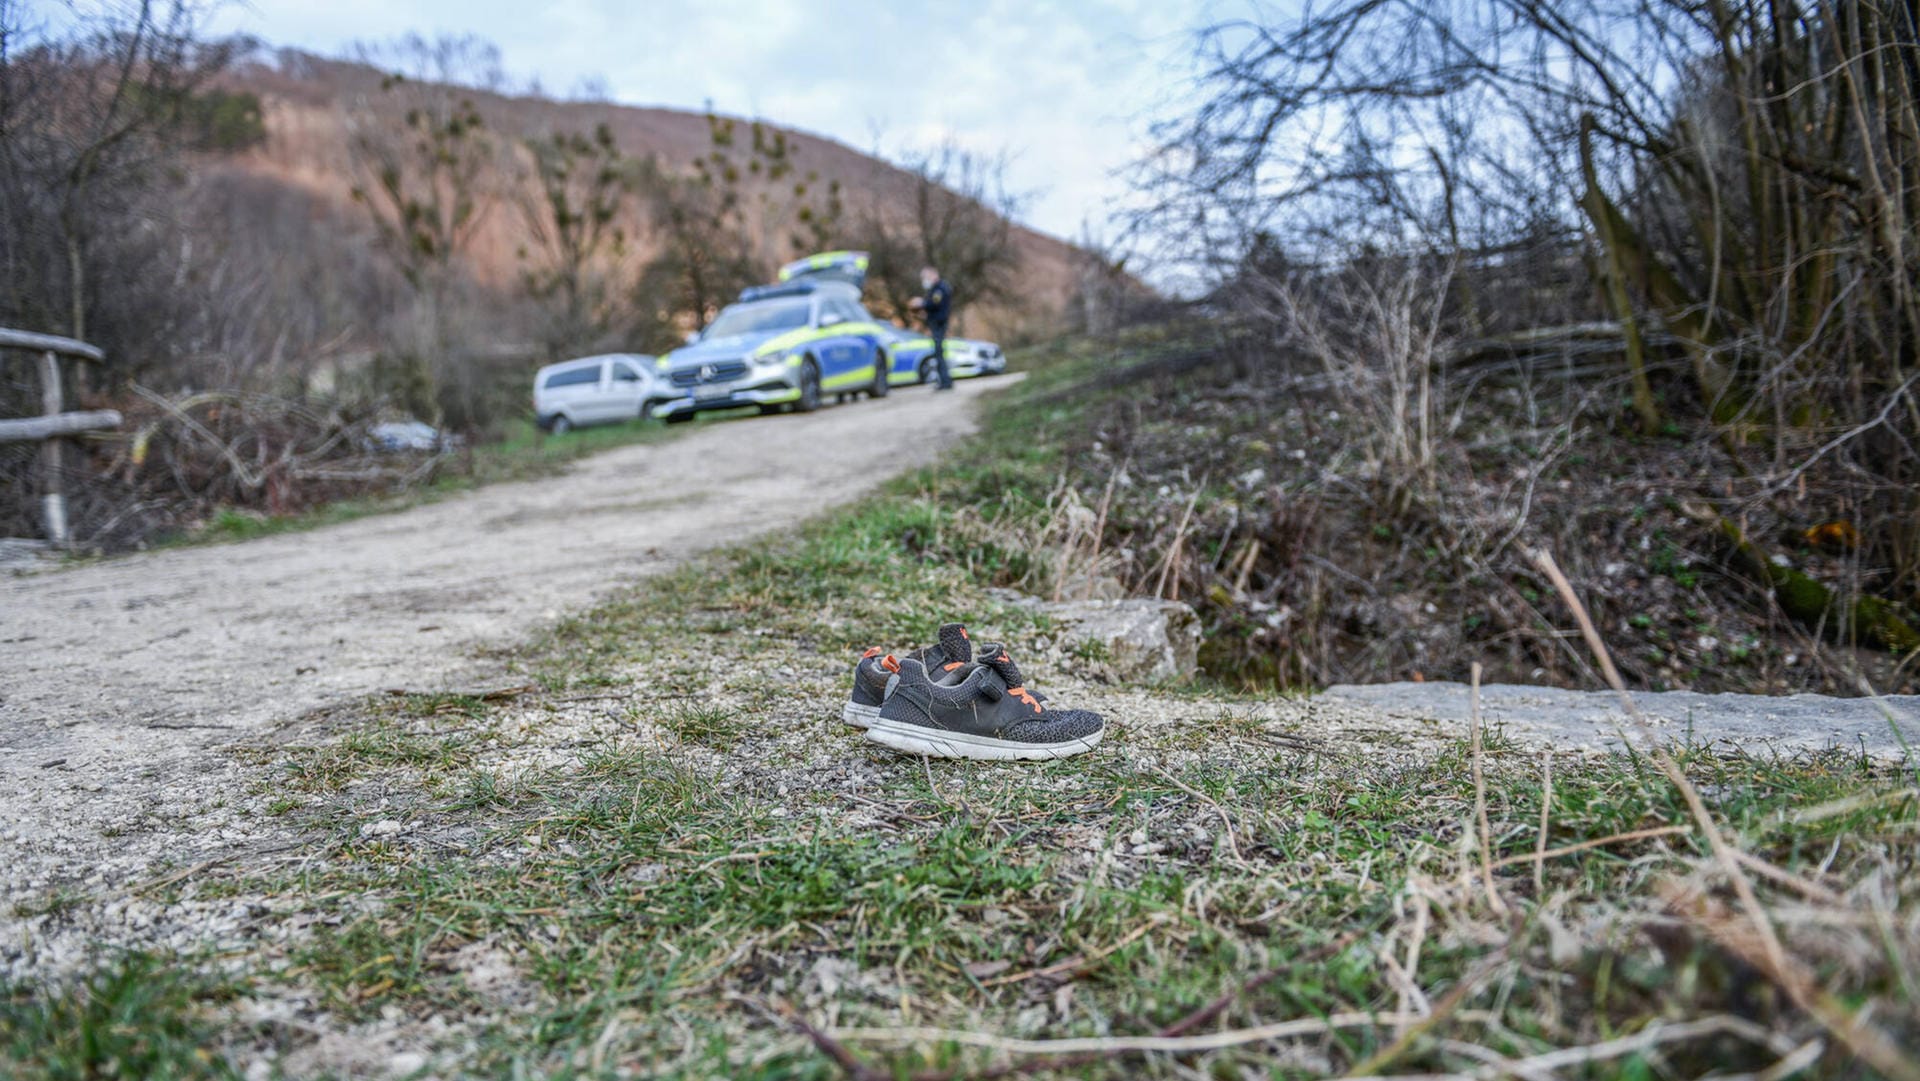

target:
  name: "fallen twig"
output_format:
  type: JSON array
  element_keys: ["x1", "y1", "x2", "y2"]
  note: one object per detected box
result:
[
  {"x1": 1150, "y1": 764, "x2": 1246, "y2": 863},
  {"x1": 1340, "y1": 948, "x2": 1508, "y2": 1077},
  {"x1": 1468, "y1": 664, "x2": 1507, "y2": 915},
  {"x1": 980, "y1": 914, "x2": 1167, "y2": 988},
  {"x1": 383, "y1": 684, "x2": 536, "y2": 701},
  {"x1": 836, "y1": 1011, "x2": 1424, "y2": 1057},
  {"x1": 1532, "y1": 752, "x2": 1552, "y2": 895},
  {"x1": 1485, "y1": 825, "x2": 1691, "y2": 870},
  {"x1": 1446, "y1": 1015, "x2": 1798, "y2": 1080}
]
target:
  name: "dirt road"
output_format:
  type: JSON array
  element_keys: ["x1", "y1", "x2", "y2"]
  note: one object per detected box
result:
[
  {"x1": 3, "y1": 381, "x2": 999, "y2": 743},
  {"x1": 0, "y1": 380, "x2": 1000, "y2": 949}
]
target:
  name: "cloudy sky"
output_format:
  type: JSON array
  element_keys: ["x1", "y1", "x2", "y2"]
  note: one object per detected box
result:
[{"x1": 201, "y1": 0, "x2": 1214, "y2": 243}]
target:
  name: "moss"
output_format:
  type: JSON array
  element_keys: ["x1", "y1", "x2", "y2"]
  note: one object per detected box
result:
[{"x1": 1716, "y1": 517, "x2": 1920, "y2": 653}]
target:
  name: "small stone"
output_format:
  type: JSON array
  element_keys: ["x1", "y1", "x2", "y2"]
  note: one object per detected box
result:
[
  {"x1": 1127, "y1": 828, "x2": 1148, "y2": 846},
  {"x1": 364, "y1": 819, "x2": 404, "y2": 837}
]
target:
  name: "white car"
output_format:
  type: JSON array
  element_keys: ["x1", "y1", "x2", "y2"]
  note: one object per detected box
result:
[{"x1": 533, "y1": 354, "x2": 661, "y2": 433}]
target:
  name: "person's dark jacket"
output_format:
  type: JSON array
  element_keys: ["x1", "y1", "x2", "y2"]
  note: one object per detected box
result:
[{"x1": 922, "y1": 279, "x2": 952, "y2": 334}]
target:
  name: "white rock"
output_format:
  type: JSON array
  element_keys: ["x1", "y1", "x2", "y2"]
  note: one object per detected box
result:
[{"x1": 989, "y1": 592, "x2": 1201, "y2": 683}]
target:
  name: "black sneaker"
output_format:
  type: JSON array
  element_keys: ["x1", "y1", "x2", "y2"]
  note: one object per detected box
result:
[
  {"x1": 842, "y1": 622, "x2": 974, "y2": 728},
  {"x1": 864, "y1": 647, "x2": 1104, "y2": 760}
]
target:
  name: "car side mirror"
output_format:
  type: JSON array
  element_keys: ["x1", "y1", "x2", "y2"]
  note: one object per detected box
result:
[
  {"x1": 685, "y1": 331, "x2": 700, "y2": 345},
  {"x1": 818, "y1": 312, "x2": 844, "y2": 327}
]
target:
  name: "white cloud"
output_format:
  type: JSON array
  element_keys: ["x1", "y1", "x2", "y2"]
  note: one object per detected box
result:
[{"x1": 205, "y1": 0, "x2": 1201, "y2": 241}]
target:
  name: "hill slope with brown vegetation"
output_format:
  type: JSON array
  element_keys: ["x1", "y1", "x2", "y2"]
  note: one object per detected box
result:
[{"x1": 224, "y1": 50, "x2": 1084, "y2": 343}]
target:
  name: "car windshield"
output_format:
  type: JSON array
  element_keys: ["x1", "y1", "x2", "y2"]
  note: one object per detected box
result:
[{"x1": 701, "y1": 299, "x2": 811, "y2": 340}]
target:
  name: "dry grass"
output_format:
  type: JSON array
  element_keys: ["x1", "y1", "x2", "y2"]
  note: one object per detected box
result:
[{"x1": 3, "y1": 337, "x2": 1914, "y2": 1079}]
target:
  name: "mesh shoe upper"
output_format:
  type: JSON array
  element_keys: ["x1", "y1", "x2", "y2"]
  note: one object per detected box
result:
[
  {"x1": 849, "y1": 623, "x2": 974, "y2": 707},
  {"x1": 877, "y1": 656, "x2": 1103, "y2": 745}
]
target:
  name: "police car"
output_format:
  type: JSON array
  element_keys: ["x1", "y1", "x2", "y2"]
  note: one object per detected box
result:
[
  {"x1": 651, "y1": 252, "x2": 893, "y2": 422},
  {"x1": 879, "y1": 325, "x2": 1011, "y2": 385}
]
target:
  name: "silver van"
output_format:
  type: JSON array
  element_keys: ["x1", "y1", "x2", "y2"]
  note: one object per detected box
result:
[{"x1": 533, "y1": 354, "x2": 660, "y2": 433}]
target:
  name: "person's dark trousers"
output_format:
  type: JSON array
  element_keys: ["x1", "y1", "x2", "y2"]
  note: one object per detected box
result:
[{"x1": 931, "y1": 328, "x2": 953, "y2": 389}]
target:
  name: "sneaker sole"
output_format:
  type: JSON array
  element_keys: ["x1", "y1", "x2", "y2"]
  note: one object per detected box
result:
[
  {"x1": 841, "y1": 701, "x2": 882, "y2": 729},
  {"x1": 864, "y1": 717, "x2": 1103, "y2": 761}
]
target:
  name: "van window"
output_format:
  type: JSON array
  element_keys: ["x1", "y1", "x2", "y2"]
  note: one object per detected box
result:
[
  {"x1": 612, "y1": 362, "x2": 642, "y2": 382},
  {"x1": 544, "y1": 366, "x2": 600, "y2": 389}
]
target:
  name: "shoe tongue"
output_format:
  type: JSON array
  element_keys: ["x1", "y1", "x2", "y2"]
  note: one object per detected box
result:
[
  {"x1": 980, "y1": 645, "x2": 1024, "y2": 688},
  {"x1": 937, "y1": 623, "x2": 973, "y2": 664}
]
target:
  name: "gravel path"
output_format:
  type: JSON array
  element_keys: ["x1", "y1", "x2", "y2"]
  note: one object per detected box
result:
[{"x1": 0, "y1": 379, "x2": 1001, "y2": 954}]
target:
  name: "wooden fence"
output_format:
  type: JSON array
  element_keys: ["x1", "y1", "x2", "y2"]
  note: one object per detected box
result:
[{"x1": 0, "y1": 328, "x2": 118, "y2": 546}]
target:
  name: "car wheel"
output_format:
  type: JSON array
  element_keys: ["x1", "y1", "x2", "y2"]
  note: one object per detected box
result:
[
  {"x1": 796, "y1": 359, "x2": 822, "y2": 412},
  {"x1": 870, "y1": 356, "x2": 890, "y2": 399},
  {"x1": 550, "y1": 414, "x2": 572, "y2": 435},
  {"x1": 918, "y1": 358, "x2": 935, "y2": 385}
]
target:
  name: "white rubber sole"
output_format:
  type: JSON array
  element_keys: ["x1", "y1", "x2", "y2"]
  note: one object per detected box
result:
[
  {"x1": 863, "y1": 717, "x2": 1103, "y2": 761},
  {"x1": 841, "y1": 701, "x2": 882, "y2": 729}
]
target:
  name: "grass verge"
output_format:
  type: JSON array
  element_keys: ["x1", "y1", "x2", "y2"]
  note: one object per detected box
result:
[
  {"x1": 164, "y1": 409, "x2": 749, "y2": 549},
  {"x1": 5, "y1": 338, "x2": 1915, "y2": 1079}
]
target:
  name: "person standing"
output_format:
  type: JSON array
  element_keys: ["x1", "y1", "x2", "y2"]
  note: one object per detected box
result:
[{"x1": 908, "y1": 265, "x2": 954, "y2": 391}]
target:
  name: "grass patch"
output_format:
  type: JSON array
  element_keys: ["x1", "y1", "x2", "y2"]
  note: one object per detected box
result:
[
  {"x1": 0, "y1": 954, "x2": 242, "y2": 1080},
  {"x1": 27, "y1": 334, "x2": 1919, "y2": 1078},
  {"x1": 657, "y1": 702, "x2": 749, "y2": 749}
]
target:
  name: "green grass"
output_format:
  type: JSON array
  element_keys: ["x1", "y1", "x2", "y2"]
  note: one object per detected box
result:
[
  {"x1": 0, "y1": 954, "x2": 242, "y2": 1080},
  {"x1": 8, "y1": 331, "x2": 1916, "y2": 1078}
]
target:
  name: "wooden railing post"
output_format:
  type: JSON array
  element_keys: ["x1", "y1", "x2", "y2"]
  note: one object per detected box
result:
[
  {"x1": 0, "y1": 328, "x2": 113, "y2": 548},
  {"x1": 40, "y1": 349, "x2": 68, "y2": 545}
]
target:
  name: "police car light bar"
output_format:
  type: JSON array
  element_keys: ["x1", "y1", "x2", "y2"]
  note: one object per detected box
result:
[{"x1": 776, "y1": 250, "x2": 870, "y2": 287}]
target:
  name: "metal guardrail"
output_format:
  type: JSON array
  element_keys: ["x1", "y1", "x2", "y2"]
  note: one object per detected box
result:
[{"x1": 2, "y1": 328, "x2": 118, "y2": 546}]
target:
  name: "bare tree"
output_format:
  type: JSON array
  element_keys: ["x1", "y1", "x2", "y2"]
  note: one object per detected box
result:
[
  {"x1": 0, "y1": 0, "x2": 232, "y2": 344},
  {"x1": 860, "y1": 141, "x2": 1025, "y2": 327},
  {"x1": 633, "y1": 112, "x2": 843, "y2": 347},
  {"x1": 518, "y1": 122, "x2": 637, "y2": 356},
  {"x1": 1136, "y1": 0, "x2": 1920, "y2": 653},
  {"x1": 345, "y1": 34, "x2": 506, "y2": 424}
]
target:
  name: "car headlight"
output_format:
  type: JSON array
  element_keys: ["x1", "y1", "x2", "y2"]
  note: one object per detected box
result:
[{"x1": 753, "y1": 350, "x2": 791, "y2": 369}]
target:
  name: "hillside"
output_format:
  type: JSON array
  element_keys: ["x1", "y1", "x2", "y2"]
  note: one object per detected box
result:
[{"x1": 221, "y1": 50, "x2": 1084, "y2": 342}]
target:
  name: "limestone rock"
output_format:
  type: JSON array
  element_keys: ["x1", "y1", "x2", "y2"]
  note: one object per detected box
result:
[{"x1": 994, "y1": 590, "x2": 1201, "y2": 683}]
